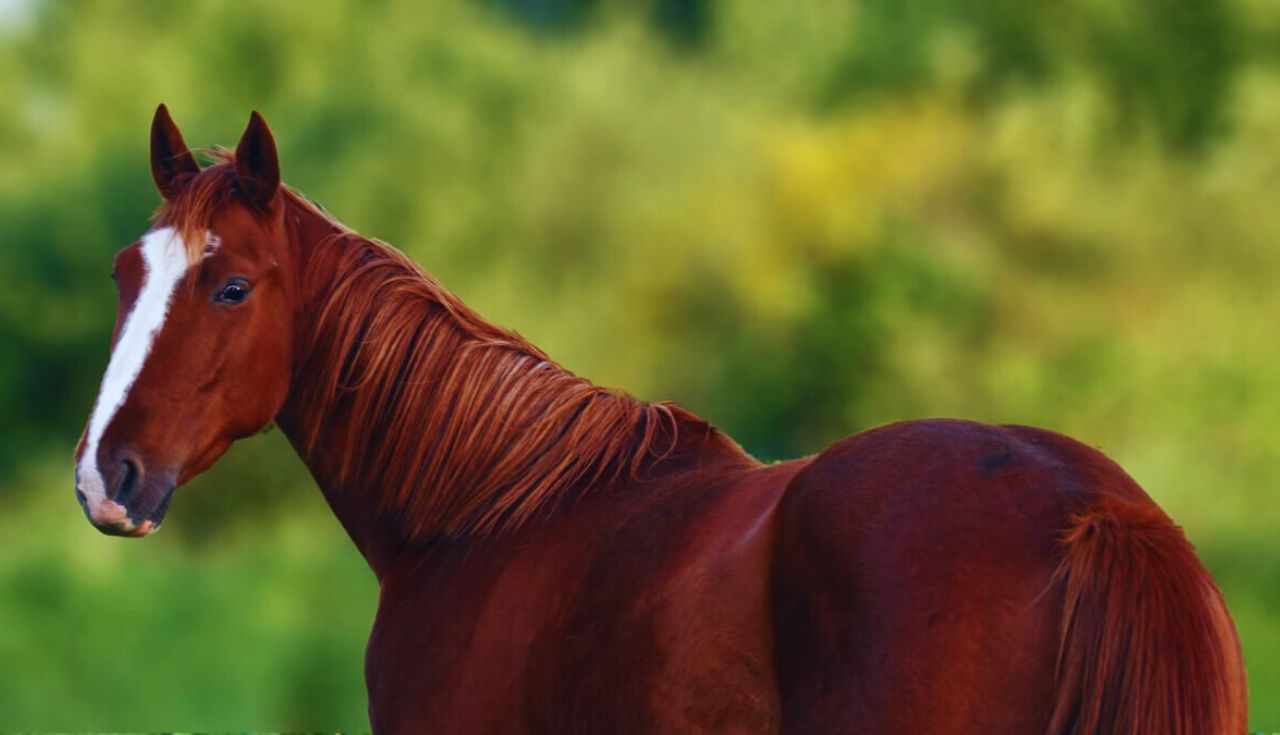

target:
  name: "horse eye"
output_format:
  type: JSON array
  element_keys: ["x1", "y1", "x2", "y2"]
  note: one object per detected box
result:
[
  {"x1": 214, "y1": 278, "x2": 251, "y2": 305},
  {"x1": 110, "y1": 270, "x2": 118, "y2": 283}
]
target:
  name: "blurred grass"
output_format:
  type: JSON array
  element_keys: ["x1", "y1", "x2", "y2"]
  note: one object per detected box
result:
[
  {"x1": 1, "y1": 0, "x2": 1278, "y2": 729},
  {"x1": 0, "y1": 438, "x2": 377, "y2": 731}
]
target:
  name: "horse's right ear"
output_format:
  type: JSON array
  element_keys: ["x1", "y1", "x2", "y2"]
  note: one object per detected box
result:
[{"x1": 150, "y1": 103, "x2": 199, "y2": 199}]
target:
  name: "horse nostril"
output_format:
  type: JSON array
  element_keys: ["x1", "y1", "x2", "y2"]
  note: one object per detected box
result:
[{"x1": 115, "y1": 458, "x2": 141, "y2": 507}]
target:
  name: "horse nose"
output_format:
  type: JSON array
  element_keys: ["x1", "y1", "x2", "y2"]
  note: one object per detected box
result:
[
  {"x1": 102, "y1": 453, "x2": 145, "y2": 509},
  {"x1": 109, "y1": 456, "x2": 143, "y2": 507},
  {"x1": 76, "y1": 448, "x2": 157, "y2": 537}
]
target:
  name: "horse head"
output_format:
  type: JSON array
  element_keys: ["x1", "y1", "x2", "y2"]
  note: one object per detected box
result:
[{"x1": 74, "y1": 105, "x2": 296, "y2": 536}]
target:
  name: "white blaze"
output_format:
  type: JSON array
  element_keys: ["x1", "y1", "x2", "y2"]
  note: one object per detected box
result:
[{"x1": 77, "y1": 227, "x2": 190, "y2": 524}]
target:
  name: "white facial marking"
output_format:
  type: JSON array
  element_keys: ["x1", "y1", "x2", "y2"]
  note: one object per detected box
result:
[
  {"x1": 77, "y1": 227, "x2": 192, "y2": 531},
  {"x1": 203, "y1": 234, "x2": 222, "y2": 259}
]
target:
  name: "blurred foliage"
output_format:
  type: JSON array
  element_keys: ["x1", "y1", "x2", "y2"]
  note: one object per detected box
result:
[{"x1": 1, "y1": 0, "x2": 1278, "y2": 729}]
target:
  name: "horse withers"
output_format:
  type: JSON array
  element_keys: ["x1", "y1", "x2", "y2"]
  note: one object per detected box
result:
[{"x1": 73, "y1": 105, "x2": 1247, "y2": 733}]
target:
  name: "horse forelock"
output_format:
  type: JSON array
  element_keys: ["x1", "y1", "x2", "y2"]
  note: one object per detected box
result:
[{"x1": 152, "y1": 148, "x2": 248, "y2": 267}]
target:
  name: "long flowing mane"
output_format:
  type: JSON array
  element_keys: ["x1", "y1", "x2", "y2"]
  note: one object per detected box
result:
[{"x1": 157, "y1": 154, "x2": 742, "y2": 539}]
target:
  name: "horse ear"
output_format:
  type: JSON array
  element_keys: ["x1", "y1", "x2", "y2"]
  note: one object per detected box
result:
[
  {"x1": 234, "y1": 110, "x2": 280, "y2": 210},
  {"x1": 150, "y1": 103, "x2": 199, "y2": 199}
]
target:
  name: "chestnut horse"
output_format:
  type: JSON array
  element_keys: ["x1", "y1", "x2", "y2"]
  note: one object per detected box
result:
[{"x1": 75, "y1": 106, "x2": 1246, "y2": 733}]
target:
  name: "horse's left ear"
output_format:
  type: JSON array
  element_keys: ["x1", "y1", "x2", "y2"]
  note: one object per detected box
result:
[
  {"x1": 234, "y1": 110, "x2": 280, "y2": 210},
  {"x1": 151, "y1": 103, "x2": 199, "y2": 199}
]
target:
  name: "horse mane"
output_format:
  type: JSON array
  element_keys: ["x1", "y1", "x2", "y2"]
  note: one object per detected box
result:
[{"x1": 158, "y1": 151, "x2": 739, "y2": 539}]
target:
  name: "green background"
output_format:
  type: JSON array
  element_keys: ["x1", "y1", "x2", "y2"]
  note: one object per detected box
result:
[{"x1": 2, "y1": 0, "x2": 1277, "y2": 729}]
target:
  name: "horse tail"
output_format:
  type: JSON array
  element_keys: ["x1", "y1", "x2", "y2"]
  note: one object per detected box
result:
[{"x1": 1047, "y1": 495, "x2": 1247, "y2": 734}]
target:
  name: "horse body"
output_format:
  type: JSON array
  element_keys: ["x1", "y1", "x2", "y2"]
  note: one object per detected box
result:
[
  {"x1": 336, "y1": 415, "x2": 1234, "y2": 732},
  {"x1": 75, "y1": 107, "x2": 1247, "y2": 733}
]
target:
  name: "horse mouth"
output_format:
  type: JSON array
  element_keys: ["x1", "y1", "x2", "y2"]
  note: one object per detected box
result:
[
  {"x1": 96, "y1": 517, "x2": 157, "y2": 538},
  {"x1": 81, "y1": 482, "x2": 176, "y2": 538},
  {"x1": 127, "y1": 483, "x2": 177, "y2": 533}
]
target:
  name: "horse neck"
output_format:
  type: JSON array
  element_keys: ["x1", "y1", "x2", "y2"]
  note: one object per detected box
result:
[{"x1": 273, "y1": 196, "x2": 749, "y2": 576}]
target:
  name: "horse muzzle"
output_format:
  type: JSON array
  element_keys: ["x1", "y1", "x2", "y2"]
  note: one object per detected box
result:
[{"x1": 75, "y1": 452, "x2": 176, "y2": 537}]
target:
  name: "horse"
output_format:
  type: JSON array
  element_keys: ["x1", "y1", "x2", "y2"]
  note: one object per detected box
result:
[{"x1": 73, "y1": 105, "x2": 1247, "y2": 733}]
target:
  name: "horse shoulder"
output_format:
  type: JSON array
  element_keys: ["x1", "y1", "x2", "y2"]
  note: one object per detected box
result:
[{"x1": 580, "y1": 459, "x2": 805, "y2": 731}]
